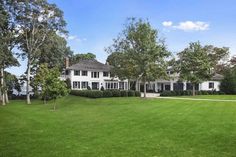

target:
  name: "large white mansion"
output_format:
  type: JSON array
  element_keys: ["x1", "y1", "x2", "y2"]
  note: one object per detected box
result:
[
  {"x1": 62, "y1": 59, "x2": 223, "y2": 92},
  {"x1": 62, "y1": 59, "x2": 129, "y2": 90}
]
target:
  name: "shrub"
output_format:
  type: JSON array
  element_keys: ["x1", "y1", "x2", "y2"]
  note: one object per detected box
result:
[
  {"x1": 120, "y1": 90, "x2": 128, "y2": 97},
  {"x1": 87, "y1": 86, "x2": 91, "y2": 90},
  {"x1": 135, "y1": 91, "x2": 141, "y2": 97},
  {"x1": 100, "y1": 86, "x2": 105, "y2": 91},
  {"x1": 128, "y1": 90, "x2": 135, "y2": 97},
  {"x1": 103, "y1": 90, "x2": 113, "y2": 97},
  {"x1": 87, "y1": 90, "x2": 103, "y2": 98},
  {"x1": 110, "y1": 89, "x2": 121, "y2": 97},
  {"x1": 160, "y1": 90, "x2": 225, "y2": 97},
  {"x1": 71, "y1": 89, "x2": 141, "y2": 98}
]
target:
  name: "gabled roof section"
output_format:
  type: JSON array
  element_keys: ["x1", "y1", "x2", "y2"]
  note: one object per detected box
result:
[
  {"x1": 211, "y1": 73, "x2": 224, "y2": 81},
  {"x1": 67, "y1": 59, "x2": 111, "y2": 71}
]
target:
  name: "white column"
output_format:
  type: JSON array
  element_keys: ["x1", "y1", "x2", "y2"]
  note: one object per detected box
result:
[
  {"x1": 183, "y1": 82, "x2": 187, "y2": 90},
  {"x1": 170, "y1": 82, "x2": 174, "y2": 91}
]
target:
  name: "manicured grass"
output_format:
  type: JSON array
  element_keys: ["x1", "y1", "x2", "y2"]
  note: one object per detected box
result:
[
  {"x1": 1, "y1": 95, "x2": 236, "y2": 157},
  {"x1": 177, "y1": 95, "x2": 236, "y2": 100}
]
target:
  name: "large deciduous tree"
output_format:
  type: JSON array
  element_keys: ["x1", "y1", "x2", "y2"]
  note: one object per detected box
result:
[
  {"x1": 0, "y1": 0, "x2": 19, "y2": 105},
  {"x1": 70, "y1": 53, "x2": 96, "y2": 65},
  {"x1": 176, "y1": 42, "x2": 229, "y2": 96},
  {"x1": 220, "y1": 68, "x2": 236, "y2": 94},
  {"x1": 106, "y1": 18, "x2": 170, "y2": 97},
  {"x1": 11, "y1": 0, "x2": 67, "y2": 104},
  {"x1": 35, "y1": 31, "x2": 73, "y2": 71}
]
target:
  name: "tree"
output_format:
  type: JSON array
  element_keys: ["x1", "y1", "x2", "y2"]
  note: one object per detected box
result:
[
  {"x1": 0, "y1": 0, "x2": 20, "y2": 105},
  {"x1": 33, "y1": 64, "x2": 69, "y2": 109},
  {"x1": 12, "y1": 0, "x2": 67, "y2": 104},
  {"x1": 230, "y1": 56, "x2": 236, "y2": 68},
  {"x1": 106, "y1": 18, "x2": 170, "y2": 97},
  {"x1": 70, "y1": 53, "x2": 96, "y2": 65},
  {"x1": 203, "y1": 45, "x2": 229, "y2": 73},
  {"x1": 4, "y1": 72, "x2": 21, "y2": 101},
  {"x1": 176, "y1": 42, "x2": 229, "y2": 96},
  {"x1": 32, "y1": 63, "x2": 50, "y2": 103},
  {"x1": 177, "y1": 42, "x2": 212, "y2": 96},
  {"x1": 44, "y1": 67, "x2": 69, "y2": 110},
  {"x1": 35, "y1": 31, "x2": 73, "y2": 71},
  {"x1": 220, "y1": 68, "x2": 236, "y2": 94}
]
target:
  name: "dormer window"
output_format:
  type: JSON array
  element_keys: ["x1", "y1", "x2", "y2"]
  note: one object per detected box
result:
[
  {"x1": 74, "y1": 70, "x2": 80, "y2": 76},
  {"x1": 82, "y1": 71, "x2": 88, "y2": 76}
]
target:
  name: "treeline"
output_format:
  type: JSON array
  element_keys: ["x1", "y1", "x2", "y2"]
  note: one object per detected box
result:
[
  {"x1": 105, "y1": 18, "x2": 231, "y2": 96},
  {"x1": 0, "y1": 0, "x2": 98, "y2": 106},
  {"x1": 1, "y1": 0, "x2": 236, "y2": 106}
]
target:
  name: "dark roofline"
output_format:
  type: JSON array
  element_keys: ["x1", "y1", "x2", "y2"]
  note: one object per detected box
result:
[{"x1": 67, "y1": 59, "x2": 111, "y2": 71}]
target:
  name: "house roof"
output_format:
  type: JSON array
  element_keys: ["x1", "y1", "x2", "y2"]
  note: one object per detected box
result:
[
  {"x1": 211, "y1": 73, "x2": 224, "y2": 81},
  {"x1": 67, "y1": 59, "x2": 111, "y2": 71}
]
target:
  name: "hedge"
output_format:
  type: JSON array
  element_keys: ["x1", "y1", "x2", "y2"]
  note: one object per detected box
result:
[
  {"x1": 160, "y1": 90, "x2": 225, "y2": 97},
  {"x1": 70, "y1": 89, "x2": 141, "y2": 98}
]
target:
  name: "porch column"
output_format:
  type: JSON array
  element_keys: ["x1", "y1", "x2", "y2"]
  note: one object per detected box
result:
[
  {"x1": 183, "y1": 82, "x2": 187, "y2": 90},
  {"x1": 170, "y1": 82, "x2": 174, "y2": 91}
]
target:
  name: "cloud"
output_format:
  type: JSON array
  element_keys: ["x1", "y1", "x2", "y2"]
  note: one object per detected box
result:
[
  {"x1": 162, "y1": 21, "x2": 209, "y2": 31},
  {"x1": 67, "y1": 35, "x2": 87, "y2": 42},
  {"x1": 68, "y1": 35, "x2": 77, "y2": 40},
  {"x1": 162, "y1": 21, "x2": 173, "y2": 27}
]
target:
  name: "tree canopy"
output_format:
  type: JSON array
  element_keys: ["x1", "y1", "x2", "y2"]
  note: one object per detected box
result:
[
  {"x1": 106, "y1": 18, "x2": 170, "y2": 97},
  {"x1": 176, "y1": 42, "x2": 229, "y2": 95},
  {"x1": 8, "y1": 0, "x2": 67, "y2": 104}
]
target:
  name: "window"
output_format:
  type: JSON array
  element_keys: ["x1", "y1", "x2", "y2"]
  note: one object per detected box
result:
[
  {"x1": 73, "y1": 82, "x2": 77, "y2": 88},
  {"x1": 114, "y1": 83, "x2": 118, "y2": 89},
  {"x1": 105, "y1": 82, "x2": 120, "y2": 89},
  {"x1": 103, "y1": 72, "x2": 109, "y2": 77},
  {"x1": 82, "y1": 71, "x2": 88, "y2": 76},
  {"x1": 65, "y1": 70, "x2": 69, "y2": 75},
  {"x1": 82, "y1": 82, "x2": 88, "y2": 89},
  {"x1": 125, "y1": 82, "x2": 128, "y2": 90},
  {"x1": 119, "y1": 82, "x2": 124, "y2": 89},
  {"x1": 73, "y1": 81, "x2": 80, "y2": 89},
  {"x1": 91, "y1": 72, "x2": 99, "y2": 78},
  {"x1": 209, "y1": 82, "x2": 214, "y2": 89},
  {"x1": 74, "y1": 70, "x2": 80, "y2": 76}
]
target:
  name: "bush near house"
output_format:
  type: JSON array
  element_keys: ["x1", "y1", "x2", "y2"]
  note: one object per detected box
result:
[
  {"x1": 160, "y1": 90, "x2": 225, "y2": 97},
  {"x1": 70, "y1": 90, "x2": 141, "y2": 98}
]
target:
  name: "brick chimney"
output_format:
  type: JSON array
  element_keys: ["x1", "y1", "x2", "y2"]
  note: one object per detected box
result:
[{"x1": 65, "y1": 57, "x2": 69, "y2": 69}]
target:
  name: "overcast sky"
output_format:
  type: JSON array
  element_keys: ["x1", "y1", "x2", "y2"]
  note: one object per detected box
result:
[{"x1": 7, "y1": 0, "x2": 236, "y2": 76}]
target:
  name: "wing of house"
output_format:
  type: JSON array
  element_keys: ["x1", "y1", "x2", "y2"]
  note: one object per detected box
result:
[{"x1": 62, "y1": 59, "x2": 129, "y2": 90}]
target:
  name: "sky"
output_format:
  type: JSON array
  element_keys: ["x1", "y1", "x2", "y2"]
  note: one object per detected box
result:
[{"x1": 7, "y1": 0, "x2": 236, "y2": 76}]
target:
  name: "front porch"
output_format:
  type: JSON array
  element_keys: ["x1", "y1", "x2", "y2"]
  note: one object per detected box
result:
[{"x1": 137, "y1": 81, "x2": 200, "y2": 93}]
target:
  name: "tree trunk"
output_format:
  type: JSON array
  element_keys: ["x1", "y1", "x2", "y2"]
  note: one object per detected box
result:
[
  {"x1": 135, "y1": 79, "x2": 139, "y2": 91},
  {"x1": 192, "y1": 83, "x2": 196, "y2": 96},
  {"x1": 144, "y1": 78, "x2": 147, "y2": 98},
  {"x1": 26, "y1": 59, "x2": 31, "y2": 104},
  {"x1": 1, "y1": 68, "x2": 5, "y2": 105},
  {"x1": 0, "y1": 89, "x2": 2, "y2": 101},
  {"x1": 5, "y1": 91, "x2": 9, "y2": 104}
]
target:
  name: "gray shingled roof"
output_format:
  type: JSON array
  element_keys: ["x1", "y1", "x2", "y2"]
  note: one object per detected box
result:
[
  {"x1": 211, "y1": 73, "x2": 224, "y2": 81},
  {"x1": 67, "y1": 59, "x2": 111, "y2": 71}
]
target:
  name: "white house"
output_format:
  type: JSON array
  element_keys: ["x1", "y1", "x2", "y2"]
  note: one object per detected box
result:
[
  {"x1": 144, "y1": 70, "x2": 223, "y2": 92},
  {"x1": 62, "y1": 59, "x2": 129, "y2": 90}
]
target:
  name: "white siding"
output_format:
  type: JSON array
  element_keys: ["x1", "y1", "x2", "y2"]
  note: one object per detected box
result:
[
  {"x1": 69, "y1": 70, "x2": 128, "y2": 90},
  {"x1": 200, "y1": 81, "x2": 221, "y2": 91}
]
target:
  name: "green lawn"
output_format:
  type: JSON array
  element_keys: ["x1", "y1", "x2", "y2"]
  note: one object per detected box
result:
[
  {"x1": 1, "y1": 95, "x2": 236, "y2": 157},
  {"x1": 176, "y1": 95, "x2": 236, "y2": 100}
]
